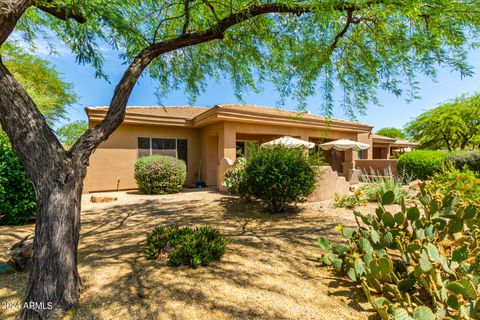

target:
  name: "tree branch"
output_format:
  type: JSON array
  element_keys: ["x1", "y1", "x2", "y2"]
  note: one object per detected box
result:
[
  {"x1": 182, "y1": 0, "x2": 190, "y2": 34},
  {"x1": 34, "y1": 0, "x2": 86, "y2": 23},
  {"x1": 71, "y1": 2, "x2": 322, "y2": 164},
  {"x1": 330, "y1": 8, "x2": 354, "y2": 51},
  {"x1": 0, "y1": 57, "x2": 66, "y2": 182}
]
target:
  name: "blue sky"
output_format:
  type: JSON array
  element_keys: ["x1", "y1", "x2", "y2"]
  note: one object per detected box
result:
[{"x1": 40, "y1": 44, "x2": 480, "y2": 131}]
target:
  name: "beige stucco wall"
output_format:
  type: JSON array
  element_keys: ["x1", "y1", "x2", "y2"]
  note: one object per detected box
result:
[
  {"x1": 83, "y1": 122, "x2": 201, "y2": 193},
  {"x1": 84, "y1": 119, "x2": 373, "y2": 193}
]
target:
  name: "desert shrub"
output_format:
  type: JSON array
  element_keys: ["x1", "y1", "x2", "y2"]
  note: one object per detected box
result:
[
  {"x1": 318, "y1": 189, "x2": 480, "y2": 319},
  {"x1": 445, "y1": 151, "x2": 480, "y2": 174},
  {"x1": 397, "y1": 150, "x2": 449, "y2": 180},
  {"x1": 134, "y1": 155, "x2": 186, "y2": 195},
  {"x1": 145, "y1": 225, "x2": 228, "y2": 267},
  {"x1": 359, "y1": 169, "x2": 407, "y2": 204},
  {"x1": 334, "y1": 192, "x2": 368, "y2": 209},
  {"x1": 425, "y1": 165, "x2": 480, "y2": 205},
  {"x1": 244, "y1": 146, "x2": 317, "y2": 213},
  {"x1": 223, "y1": 158, "x2": 250, "y2": 197},
  {"x1": 0, "y1": 133, "x2": 36, "y2": 225}
]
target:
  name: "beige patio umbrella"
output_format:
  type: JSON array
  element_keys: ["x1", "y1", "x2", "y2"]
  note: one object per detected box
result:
[
  {"x1": 261, "y1": 136, "x2": 315, "y2": 149},
  {"x1": 319, "y1": 139, "x2": 370, "y2": 151}
]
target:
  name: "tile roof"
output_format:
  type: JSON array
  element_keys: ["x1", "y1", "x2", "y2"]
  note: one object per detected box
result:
[
  {"x1": 86, "y1": 106, "x2": 209, "y2": 120},
  {"x1": 215, "y1": 104, "x2": 371, "y2": 127},
  {"x1": 86, "y1": 104, "x2": 372, "y2": 129},
  {"x1": 372, "y1": 134, "x2": 397, "y2": 141}
]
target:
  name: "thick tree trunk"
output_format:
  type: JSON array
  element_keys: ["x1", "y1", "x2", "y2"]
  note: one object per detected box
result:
[
  {"x1": 0, "y1": 58, "x2": 86, "y2": 319},
  {"x1": 19, "y1": 168, "x2": 85, "y2": 320}
]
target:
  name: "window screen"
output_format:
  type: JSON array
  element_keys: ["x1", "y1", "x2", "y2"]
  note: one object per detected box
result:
[
  {"x1": 138, "y1": 137, "x2": 188, "y2": 170},
  {"x1": 177, "y1": 139, "x2": 188, "y2": 165},
  {"x1": 152, "y1": 138, "x2": 176, "y2": 157},
  {"x1": 138, "y1": 137, "x2": 150, "y2": 157}
]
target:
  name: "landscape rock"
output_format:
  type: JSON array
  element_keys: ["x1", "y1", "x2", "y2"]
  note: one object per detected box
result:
[
  {"x1": 409, "y1": 179, "x2": 423, "y2": 190},
  {"x1": 8, "y1": 235, "x2": 34, "y2": 271},
  {"x1": 90, "y1": 195, "x2": 118, "y2": 203}
]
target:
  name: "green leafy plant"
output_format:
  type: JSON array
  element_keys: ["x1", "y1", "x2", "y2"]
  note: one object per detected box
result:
[
  {"x1": 398, "y1": 150, "x2": 449, "y2": 180},
  {"x1": 425, "y1": 165, "x2": 480, "y2": 205},
  {"x1": 244, "y1": 146, "x2": 317, "y2": 213},
  {"x1": 134, "y1": 155, "x2": 186, "y2": 195},
  {"x1": 334, "y1": 192, "x2": 368, "y2": 209},
  {"x1": 223, "y1": 157, "x2": 250, "y2": 198},
  {"x1": 318, "y1": 188, "x2": 480, "y2": 319},
  {"x1": 145, "y1": 225, "x2": 228, "y2": 267},
  {"x1": 0, "y1": 133, "x2": 36, "y2": 225},
  {"x1": 446, "y1": 152, "x2": 480, "y2": 174}
]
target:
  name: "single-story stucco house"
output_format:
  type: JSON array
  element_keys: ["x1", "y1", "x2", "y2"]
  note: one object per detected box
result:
[{"x1": 83, "y1": 104, "x2": 414, "y2": 193}]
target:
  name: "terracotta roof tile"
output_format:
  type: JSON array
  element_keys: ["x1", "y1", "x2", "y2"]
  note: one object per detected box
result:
[
  {"x1": 86, "y1": 104, "x2": 372, "y2": 128},
  {"x1": 215, "y1": 104, "x2": 371, "y2": 127},
  {"x1": 86, "y1": 106, "x2": 209, "y2": 120},
  {"x1": 372, "y1": 134, "x2": 397, "y2": 141}
]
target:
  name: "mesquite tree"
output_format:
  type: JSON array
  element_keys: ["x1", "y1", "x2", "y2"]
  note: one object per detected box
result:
[{"x1": 1, "y1": 0, "x2": 480, "y2": 319}]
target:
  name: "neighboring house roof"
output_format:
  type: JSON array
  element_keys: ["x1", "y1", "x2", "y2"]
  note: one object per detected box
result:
[
  {"x1": 372, "y1": 134, "x2": 397, "y2": 143},
  {"x1": 85, "y1": 104, "x2": 373, "y2": 132},
  {"x1": 372, "y1": 134, "x2": 419, "y2": 147}
]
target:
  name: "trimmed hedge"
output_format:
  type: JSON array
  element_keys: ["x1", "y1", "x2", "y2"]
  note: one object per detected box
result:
[
  {"x1": 134, "y1": 155, "x2": 186, "y2": 195},
  {"x1": 397, "y1": 150, "x2": 449, "y2": 180},
  {"x1": 0, "y1": 134, "x2": 36, "y2": 225},
  {"x1": 445, "y1": 151, "x2": 480, "y2": 173}
]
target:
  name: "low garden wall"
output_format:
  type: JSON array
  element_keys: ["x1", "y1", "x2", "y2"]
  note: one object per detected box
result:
[
  {"x1": 355, "y1": 159, "x2": 398, "y2": 175},
  {"x1": 308, "y1": 166, "x2": 349, "y2": 201}
]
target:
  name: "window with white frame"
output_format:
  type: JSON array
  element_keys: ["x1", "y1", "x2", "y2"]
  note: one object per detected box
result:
[{"x1": 137, "y1": 137, "x2": 188, "y2": 167}]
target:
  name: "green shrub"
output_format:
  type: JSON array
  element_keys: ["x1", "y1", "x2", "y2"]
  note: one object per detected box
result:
[
  {"x1": 145, "y1": 225, "x2": 228, "y2": 267},
  {"x1": 223, "y1": 158, "x2": 250, "y2": 197},
  {"x1": 445, "y1": 151, "x2": 480, "y2": 174},
  {"x1": 318, "y1": 189, "x2": 480, "y2": 319},
  {"x1": 425, "y1": 165, "x2": 480, "y2": 205},
  {"x1": 134, "y1": 155, "x2": 186, "y2": 195},
  {"x1": 0, "y1": 133, "x2": 36, "y2": 225},
  {"x1": 334, "y1": 192, "x2": 368, "y2": 209},
  {"x1": 397, "y1": 150, "x2": 449, "y2": 180},
  {"x1": 244, "y1": 146, "x2": 317, "y2": 213}
]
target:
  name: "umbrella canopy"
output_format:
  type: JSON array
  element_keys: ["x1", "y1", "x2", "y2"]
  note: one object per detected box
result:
[
  {"x1": 261, "y1": 136, "x2": 315, "y2": 149},
  {"x1": 319, "y1": 139, "x2": 370, "y2": 151}
]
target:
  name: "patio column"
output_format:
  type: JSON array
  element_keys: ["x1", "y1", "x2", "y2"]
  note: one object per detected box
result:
[{"x1": 217, "y1": 124, "x2": 236, "y2": 190}]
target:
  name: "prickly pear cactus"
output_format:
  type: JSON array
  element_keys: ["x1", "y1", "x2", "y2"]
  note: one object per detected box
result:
[{"x1": 318, "y1": 187, "x2": 480, "y2": 319}]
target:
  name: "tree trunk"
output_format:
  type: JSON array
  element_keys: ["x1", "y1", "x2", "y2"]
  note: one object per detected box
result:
[{"x1": 19, "y1": 166, "x2": 85, "y2": 320}]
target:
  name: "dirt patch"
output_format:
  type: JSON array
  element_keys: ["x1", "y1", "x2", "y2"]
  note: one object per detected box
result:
[{"x1": 0, "y1": 189, "x2": 377, "y2": 320}]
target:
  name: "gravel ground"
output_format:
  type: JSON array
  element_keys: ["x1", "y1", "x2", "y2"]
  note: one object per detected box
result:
[{"x1": 0, "y1": 189, "x2": 378, "y2": 320}]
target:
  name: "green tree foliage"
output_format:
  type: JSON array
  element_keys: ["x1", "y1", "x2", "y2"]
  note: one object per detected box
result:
[
  {"x1": 14, "y1": 0, "x2": 480, "y2": 115},
  {"x1": 375, "y1": 127, "x2": 406, "y2": 139},
  {"x1": 0, "y1": 42, "x2": 77, "y2": 125},
  {"x1": 0, "y1": 133, "x2": 36, "y2": 225},
  {"x1": 405, "y1": 93, "x2": 480, "y2": 151},
  {"x1": 56, "y1": 120, "x2": 87, "y2": 147}
]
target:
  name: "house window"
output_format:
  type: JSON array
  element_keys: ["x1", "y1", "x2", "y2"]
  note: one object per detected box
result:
[
  {"x1": 236, "y1": 141, "x2": 258, "y2": 158},
  {"x1": 358, "y1": 150, "x2": 364, "y2": 159},
  {"x1": 137, "y1": 137, "x2": 188, "y2": 167}
]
